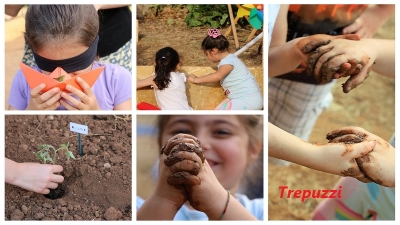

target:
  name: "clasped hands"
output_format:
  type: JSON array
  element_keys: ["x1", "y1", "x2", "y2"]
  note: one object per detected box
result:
[
  {"x1": 326, "y1": 127, "x2": 394, "y2": 187},
  {"x1": 26, "y1": 78, "x2": 100, "y2": 110},
  {"x1": 296, "y1": 34, "x2": 374, "y2": 93},
  {"x1": 157, "y1": 133, "x2": 227, "y2": 214}
]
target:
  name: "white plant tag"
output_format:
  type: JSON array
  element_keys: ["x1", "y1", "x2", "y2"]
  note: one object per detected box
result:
[{"x1": 70, "y1": 122, "x2": 88, "y2": 135}]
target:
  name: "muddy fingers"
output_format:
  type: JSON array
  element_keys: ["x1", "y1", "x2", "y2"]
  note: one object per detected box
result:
[
  {"x1": 327, "y1": 133, "x2": 365, "y2": 144},
  {"x1": 300, "y1": 39, "x2": 332, "y2": 54},
  {"x1": 162, "y1": 134, "x2": 205, "y2": 187},
  {"x1": 327, "y1": 132, "x2": 375, "y2": 183},
  {"x1": 160, "y1": 133, "x2": 200, "y2": 155},
  {"x1": 306, "y1": 47, "x2": 333, "y2": 78},
  {"x1": 167, "y1": 171, "x2": 201, "y2": 186}
]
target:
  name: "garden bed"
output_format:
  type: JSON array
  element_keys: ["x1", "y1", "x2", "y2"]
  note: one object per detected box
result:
[{"x1": 5, "y1": 115, "x2": 132, "y2": 221}]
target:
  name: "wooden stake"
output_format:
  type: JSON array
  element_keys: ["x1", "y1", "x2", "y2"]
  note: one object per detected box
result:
[{"x1": 227, "y1": 4, "x2": 239, "y2": 50}]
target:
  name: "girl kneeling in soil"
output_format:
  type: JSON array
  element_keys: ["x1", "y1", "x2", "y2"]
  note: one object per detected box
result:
[
  {"x1": 187, "y1": 29, "x2": 263, "y2": 110},
  {"x1": 137, "y1": 47, "x2": 192, "y2": 110},
  {"x1": 137, "y1": 115, "x2": 263, "y2": 220},
  {"x1": 8, "y1": 5, "x2": 132, "y2": 110}
]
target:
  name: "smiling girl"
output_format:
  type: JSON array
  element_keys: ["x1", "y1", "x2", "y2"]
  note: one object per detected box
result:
[{"x1": 137, "y1": 115, "x2": 264, "y2": 220}]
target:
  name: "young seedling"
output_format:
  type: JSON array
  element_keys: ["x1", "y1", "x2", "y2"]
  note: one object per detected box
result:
[
  {"x1": 53, "y1": 75, "x2": 65, "y2": 82},
  {"x1": 35, "y1": 142, "x2": 75, "y2": 165},
  {"x1": 34, "y1": 142, "x2": 75, "y2": 200}
]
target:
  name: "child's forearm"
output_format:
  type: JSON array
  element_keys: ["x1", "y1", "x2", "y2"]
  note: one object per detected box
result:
[
  {"x1": 268, "y1": 38, "x2": 305, "y2": 77},
  {"x1": 204, "y1": 193, "x2": 258, "y2": 220},
  {"x1": 5, "y1": 158, "x2": 19, "y2": 185},
  {"x1": 367, "y1": 39, "x2": 395, "y2": 78},
  {"x1": 137, "y1": 193, "x2": 180, "y2": 220},
  {"x1": 193, "y1": 73, "x2": 222, "y2": 83},
  {"x1": 268, "y1": 122, "x2": 315, "y2": 165}
]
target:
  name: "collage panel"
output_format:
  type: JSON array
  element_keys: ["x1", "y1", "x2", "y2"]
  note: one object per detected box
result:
[
  {"x1": 136, "y1": 4, "x2": 263, "y2": 110},
  {"x1": 4, "y1": 115, "x2": 132, "y2": 220},
  {"x1": 137, "y1": 114, "x2": 264, "y2": 220},
  {"x1": 268, "y1": 4, "x2": 395, "y2": 221},
  {"x1": 5, "y1": 4, "x2": 132, "y2": 111}
]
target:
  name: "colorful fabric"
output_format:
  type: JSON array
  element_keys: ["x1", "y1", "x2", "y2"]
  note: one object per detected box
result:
[{"x1": 312, "y1": 177, "x2": 395, "y2": 220}]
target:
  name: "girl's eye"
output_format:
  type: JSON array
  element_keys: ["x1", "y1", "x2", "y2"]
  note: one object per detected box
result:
[
  {"x1": 171, "y1": 129, "x2": 192, "y2": 135},
  {"x1": 214, "y1": 129, "x2": 231, "y2": 136}
]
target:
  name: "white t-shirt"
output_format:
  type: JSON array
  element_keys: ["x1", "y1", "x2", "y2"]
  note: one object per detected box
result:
[{"x1": 154, "y1": 71, "x2": 192, "y2": 110}]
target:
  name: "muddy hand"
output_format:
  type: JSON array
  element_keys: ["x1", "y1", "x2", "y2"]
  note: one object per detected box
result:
[
  {"x1": 311, "y1": 38, "x2": 372, "y2": 91},
  {"x1": 327, "y1": 127, "x2": 395, "y2": 187},
  {"x1": 296, "y1": 34, "x2": 361, "y2": 83},
  {"x1": 161, "y1": 134, "x2": 205, "y2": 187}
]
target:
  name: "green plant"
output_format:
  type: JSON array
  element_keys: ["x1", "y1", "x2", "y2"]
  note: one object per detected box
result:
[
  {"x1": 53, "y1": 75, "x2": 65, "y2": 82},
  {"x1": 35, "y1": 142, "x2": 75, "y2": 164},
  {"x1": 184, "y1": 5, "x2": 229, "y2": 28}
]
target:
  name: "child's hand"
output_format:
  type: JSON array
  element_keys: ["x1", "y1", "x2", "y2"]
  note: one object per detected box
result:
[
  {"x1": 161, "y1": 134, "x2": 230, "y2": 217},
  {"x1": 184, "y1": 159, "x2": 229, "y2": 217},
  {"x1": 155, "y1": 134, "x2": 203, "y2": 208},
  {"x1": 187, "y1": 74, "x2": 197, "y2": 83},
  {"x1": 295, "y1": 34, "x2": 361, "y2": 80},
  {"x1": 311, "y1": 39, "x2": 374, "y2": 93},
  {"x1": 327, "y1": 127, "x2": 395, "y2": 187},
  {"x1": 11, "y1": 162, "x2": 64, "y2": 194},
  {"x1": 26, "y1": 83, "x2": 61, "y2": 110},
  {"x1": 59, "y1": 77, "x2": 101, "y2": 110}
]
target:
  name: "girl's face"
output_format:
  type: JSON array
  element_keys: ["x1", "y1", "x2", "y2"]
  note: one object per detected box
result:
[
  {"x1": 36, "y1": 42, "x2": 92, "y2": 76},
  {"x1": 161, "y1": 115, "x2": 258, "y2": 191}
]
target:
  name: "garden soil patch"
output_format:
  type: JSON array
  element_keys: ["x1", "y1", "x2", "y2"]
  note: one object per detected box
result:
[{"x1": 5, "y1": 115, "x2": 132, "y2": 221}]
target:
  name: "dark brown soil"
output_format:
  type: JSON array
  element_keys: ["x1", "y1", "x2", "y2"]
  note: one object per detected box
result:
[{"x1": 5, "y1": 115, "x2": 132, "y2": 221}]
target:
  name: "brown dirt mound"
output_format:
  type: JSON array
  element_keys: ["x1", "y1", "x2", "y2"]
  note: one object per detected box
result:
[{"x1": 5, "y1": 115, "x2": 132, "y2": 221}]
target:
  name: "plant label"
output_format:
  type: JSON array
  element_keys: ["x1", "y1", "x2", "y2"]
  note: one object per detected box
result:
[{"x1": 70, "y1": 122, "x2": 88, "y2": 135}]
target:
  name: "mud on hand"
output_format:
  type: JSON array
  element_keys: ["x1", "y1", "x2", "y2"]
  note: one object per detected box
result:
[
  {"x1": 160, "y1": 134, "x2": 205, "y2": 187},
  {"x1": 327, "y1": 128, "x2": 395, "y2": 187},
  {"x1": 297, "y1": 34, "x2": 361, "y2": 84}
]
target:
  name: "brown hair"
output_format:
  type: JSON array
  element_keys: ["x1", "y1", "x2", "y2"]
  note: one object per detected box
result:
[{"x1": 24, "y1": 5, "x2": 99, "y2": 52}]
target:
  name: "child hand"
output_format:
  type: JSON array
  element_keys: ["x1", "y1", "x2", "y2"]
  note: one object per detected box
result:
[
  {"x1": 187, "y1": 74, "x2": 197, "y2": 83},
  {"x1": 59, "y1": 77, "x2": 101, "y2": 110},
  {"x1": 295, "y1": 34, "x2": 360, "y2": 58},
  {"x1": 327, "y1": 127, "x2": 395, "y2": 187},
  {"x1": 26, "y1": 83, "x2": 61, "y2": 110},
  {"x1": 295, "y1": 34, "x2": 361, "y2": 81},
  {"x1": 310, "y1": 39, "x2": 374, "y2": 92},
  {"x1": 12, "y1": 162, "x2": 64, "y2": 194},
  {"x1": 308, "y1": 140, "x2": 376, "y2": 184},
  {"x1": 157, "y1": 133, "x2": 204, "y2": 208}
]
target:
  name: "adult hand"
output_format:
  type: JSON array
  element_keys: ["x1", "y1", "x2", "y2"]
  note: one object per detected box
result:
[
  {"x1": 327, "y1": 127, "x2": 395, "y2": 187},
  {"x1": 59, "y1": 77, "x2": 101, "y2": 110},
  {"x1": 26, "y1": 84, "x2": 61, "y2": 110}
]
